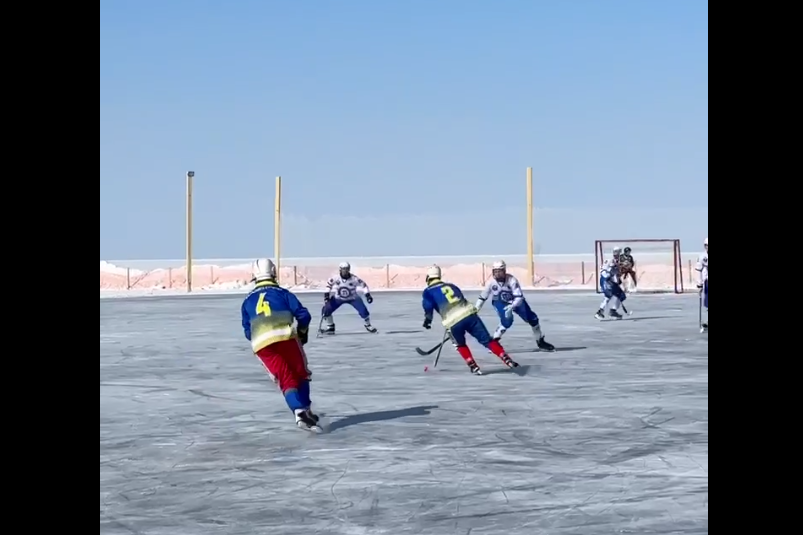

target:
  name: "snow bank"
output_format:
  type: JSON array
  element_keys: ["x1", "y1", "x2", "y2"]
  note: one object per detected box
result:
[{"x1": 100, "y1": 252, "x2": 701, "y2": 297}]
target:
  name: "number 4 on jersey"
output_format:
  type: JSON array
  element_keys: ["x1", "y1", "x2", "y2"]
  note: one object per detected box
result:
[{"x1": 256, "y1": 293, "x2": 272, "y2": 316}]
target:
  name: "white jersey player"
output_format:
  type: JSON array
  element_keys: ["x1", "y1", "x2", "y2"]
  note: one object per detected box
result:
[
  {"x1": 696, "y1": 238, "x2": 708, "y2": 331},
  {"x1": 319, "y1": 262, "x2": 377, "y2": 334},
  {"x1": 596, "y1": 260, "x2": 629, "y2": 320},
  {"x1": 474, "y1": 260, "x2": 555, "y2": 351}
]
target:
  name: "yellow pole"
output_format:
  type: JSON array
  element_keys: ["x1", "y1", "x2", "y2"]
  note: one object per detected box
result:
[
  {"x1": 186, "y1": 171, "x2": 194, "y2": 292},
  {"x1": 526, "y1": 167, "x2": 534, "y2": 286},
  {"x1": 274, "y1": 176, "x2": 282, "y2": 284}
]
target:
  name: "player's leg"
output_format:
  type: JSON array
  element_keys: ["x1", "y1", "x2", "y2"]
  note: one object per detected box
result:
[
  {"x1": 629, "y1": 269, "x2": 638, "y2": 291},
  {"x1": 284, "y1": 338, "x2": 320, "y2": 428},
  {"x1": 255, "y1": 340, "x2": 318, "y2": 430},
  {"x1": 491, "y1": 300, "x2": 515, "y2": 339},
  {"x1": 515, "y1": 299, "x2": 555, "y2": 351},
  {"x1": 702, "y1": 279, "x2": 709, "y2": 329},
  {"x1": 596, "y1": 285, "x2": 613, "y2": 319},
  {"x1": 320, "y1": 298, "x2": 344, "y2": 334},
  {"x1": 448, "y1": 319, "x2": 483, "y2": 374},
  {"x1": 467, "y1": 314, "x2": 519, "y2": 369},
  {"x1": 608, "y1": 286, "x2": 627, "y2": 319},
  {"x1": 349, "y1": 297, "x2": 377, "y2": 333}
]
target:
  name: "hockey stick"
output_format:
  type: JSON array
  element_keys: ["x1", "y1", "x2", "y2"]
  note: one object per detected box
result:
[
  {"x1": 315, "y1": 314, "x2": 325, "y2": 338},
  {"x1": 431, "y1": 330, "x2": 450, "y2": 368},
  {"x1": 415, "y1": 329, "x2": 450, "y2": 356},
  {"x1": 698, "y1": 288, "x2": 705, "y2": 332}
]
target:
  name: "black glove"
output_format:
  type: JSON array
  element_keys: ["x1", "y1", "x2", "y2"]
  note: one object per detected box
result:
[
  {"x1": 324, "y1": 293, "x2": 331, "y2": 303},
  {"x1": 298, "y1": 328, "x2": 309, "y2": 345},
  {"x1": 423, "y1": 317, "x2": 432, "y2": 329},
  {"x1": 365, "y1": 293, "x2": 373, "y2": 304}
]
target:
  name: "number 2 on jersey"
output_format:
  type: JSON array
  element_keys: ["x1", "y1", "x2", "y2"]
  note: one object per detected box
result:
[
  {"x1": 256, "y1": 293, "x2": 272, "y2": 316},
  {"x1": 441, "y1": 286, "x2": 458, "y2": 304}
]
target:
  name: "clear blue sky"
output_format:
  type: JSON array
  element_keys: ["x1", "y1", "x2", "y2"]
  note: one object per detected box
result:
[{"x1": 100, "y1": 0, "x2": 708, "y2": 260}]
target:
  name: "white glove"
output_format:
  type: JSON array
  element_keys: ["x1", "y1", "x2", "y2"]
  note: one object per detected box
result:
[{"x1": 504, "y1": 304, "x2": 515, "y2": 318}]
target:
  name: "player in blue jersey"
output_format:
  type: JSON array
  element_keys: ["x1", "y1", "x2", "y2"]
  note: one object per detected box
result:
[
  {"x1": 241, "y1": 258, "x2": 319, "y2": 432},
  {"x1": 595, "y1": 260, "x2": 627, "y2": 320},
  {"x1": 421, "y1": 265, "x2": 519, "y2": 375}
]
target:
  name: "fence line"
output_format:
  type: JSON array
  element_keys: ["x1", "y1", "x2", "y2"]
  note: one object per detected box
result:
[{"x1": 101, "y1": 251, "x2": 702, "y2": 292}]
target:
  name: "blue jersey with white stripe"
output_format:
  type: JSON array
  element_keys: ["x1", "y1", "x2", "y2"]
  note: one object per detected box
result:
[
  {"x1": 422, "y1": 279, "x2": 477, "y2": 328},
  {"x1": 241, "y1": 281, "x2": 311, "y2": 352}
]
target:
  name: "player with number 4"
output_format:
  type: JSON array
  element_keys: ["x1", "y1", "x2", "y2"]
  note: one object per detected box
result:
[
  {"x1": 475, "y1": 260, "x2": 555, "y2": 352},
  {"x1": 241, "y1": 258, "x2": 321, "y2": 432}
]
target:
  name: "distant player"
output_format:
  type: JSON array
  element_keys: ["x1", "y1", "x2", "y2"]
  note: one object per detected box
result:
[
  {"x1": 619, "y1": 246, "x2": 638, "y2": 291},
  {"x1": 596, "y1": 260, "x2": 627, "y2": 319},
  {"x1": 422, "y1": 265, "x2": 518, "y2": 374},
  {"x1": 241, "y1": 259, "x2": 320, "y2": 432},
  {"x1": 320, "y1": 261, "x2": 377, "y2": 334},
  {"x1": 696, "y1": 237, "x2": 709, "y2": 331},
  {"x1": 474, "y1": 260, "x2": 555, "y2": 352}
]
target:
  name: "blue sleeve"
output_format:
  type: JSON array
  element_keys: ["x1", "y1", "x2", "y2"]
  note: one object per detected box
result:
[
  {"x1": 287, "y1": 291, "x2": 312, "y2": 330},
  {"x1": 241, "y1": 299, "x2": 252, "y2": 341},
  {"x1": 422, "y1": 289, "x2": 435, "y2": 320}
]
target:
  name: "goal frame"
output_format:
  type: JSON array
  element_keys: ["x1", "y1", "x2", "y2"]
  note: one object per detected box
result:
[{"x1": 594, "y1": 239, "x2": 685, "y2": 294}]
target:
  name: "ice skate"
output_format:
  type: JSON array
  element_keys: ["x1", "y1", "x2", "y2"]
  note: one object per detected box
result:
[
  {"x1": 319, "y1": 324, "x2": 335, "y2": 335},
  {"x1": 467, "y1": 359, "x2": 483, "y2": 375},
  {"x1": 295, "y1": 409, "x2": 323, "y2": 433},
  {"x1": 595, "y1": 309, "x2": 605, "y2": 320},
  {"x1": 499, "y1": 354, "x2": 519, "y2": 368},
  {"x1": 609, "y1": 310, "x2": 623, "y2": 320},
  {"x1": 536, "y1": 337, "x2": 556, "y2": 352},
  {"x1": 307, "y1": 408, "x2": 320, "y2": 424},
  {"x1": 700, "y1": 322, "x2": 708, "y2": 333},
  {"x1": 364, "y1": 321, "x2": 378, "y2": 333}
]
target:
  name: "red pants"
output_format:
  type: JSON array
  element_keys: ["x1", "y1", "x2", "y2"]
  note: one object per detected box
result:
[{"x1": 255, "y1": 339, "x2": 310, "y2": 392}]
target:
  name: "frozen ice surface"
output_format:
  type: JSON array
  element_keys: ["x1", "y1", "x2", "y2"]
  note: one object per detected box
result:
[{"x1": 100, "y1": 291, "x2": 708, "y2": 535}]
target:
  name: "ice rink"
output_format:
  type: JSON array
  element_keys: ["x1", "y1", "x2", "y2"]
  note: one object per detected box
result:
[{"x1": 100, "y1": 291, "x2": 708, "y2": 535}]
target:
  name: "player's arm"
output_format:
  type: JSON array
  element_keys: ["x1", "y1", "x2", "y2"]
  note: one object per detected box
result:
[
  {"x1": 695, "y1": 253, "x2": 707, "y2": 285},
  {"x1": 421, "y1": 289, "x2": 435, "y2": 329},
  {"x1": 324, "y1": 277, "x2": 336, "y2": 301},
  {"x1": 508, "y1": 276, "x2": 525, "y2": 308},
  {"x1": 356, "y1": 277, "x2": 374, "y2": 303},
  {"x1": 474, "y1": 279, "x2": 493, "y2": 310},
  {"x1": 286, "y1": 291, "x2": 312, "y2": 344},
  {"x1": 240, "y1": 298, "x2": 252, "y2": 341}
]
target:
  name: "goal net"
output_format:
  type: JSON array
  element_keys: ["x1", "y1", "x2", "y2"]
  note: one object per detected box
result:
[{"x1": 594, "y1": 239, "x2": 685, "y2": 294}]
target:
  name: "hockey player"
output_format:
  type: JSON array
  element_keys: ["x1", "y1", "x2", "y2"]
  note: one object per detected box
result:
[
  {"x1": 612, "y1": 246, "x2": 623, "y2": 264},
  {"x1": 474, "y1": 260, "x2": 555, "y2": 352},
  {"x1": 320, "y1": 261, "x2": 377, "y2": 334},
  {"x1": 619, "y1": 246, "x2": 638, "y2": 291},
  {"x1": 596, "y1": 259, "x2": 627, "y2": 319},
  {"x1": 696, "y1": 237, "x2": 709, "y2": 331},
  {"x1": 241, "y1": 258, "x2": 320, "y2": 432},
  {"x1": 422, "y1": 265, "x2": 518, "y2": 374}
]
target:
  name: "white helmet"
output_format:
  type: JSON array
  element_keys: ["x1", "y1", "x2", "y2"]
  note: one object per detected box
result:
[
  {"x1": 704, "y1": 237, "x2": 708, "y2": 246},
  {"x1": 339, "y1": 261, "x2": 350, "y2": 270},
  {"x1": 426, "y1": 265, "x2": 442, "y2": 282},
  {"x1": 612, "y1": 246, "x2": 622, "y2": 255},
  {"x1": 251, "y1": 258, "x2": 276, "y2": 281},
  {"x1": 492, "y1": 260, "x2": 506, "y2": 270}
]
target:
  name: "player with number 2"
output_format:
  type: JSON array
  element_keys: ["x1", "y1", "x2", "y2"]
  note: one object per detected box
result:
[{"x1": 422, "y1": 265, "x2": 519, "y2": 375}]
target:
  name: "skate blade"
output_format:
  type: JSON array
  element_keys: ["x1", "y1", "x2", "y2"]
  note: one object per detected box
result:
[{"x1": 297, "y1": 423, "x2": 326, "y2": 434}]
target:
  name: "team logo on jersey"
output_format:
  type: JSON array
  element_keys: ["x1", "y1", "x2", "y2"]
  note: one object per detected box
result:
[
  {"x1": 500, "y1": 291, "x2": 513, "y2": 303},
  {"x1": 338, "y1": 287, "x2": 352, "y2": 298}
]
